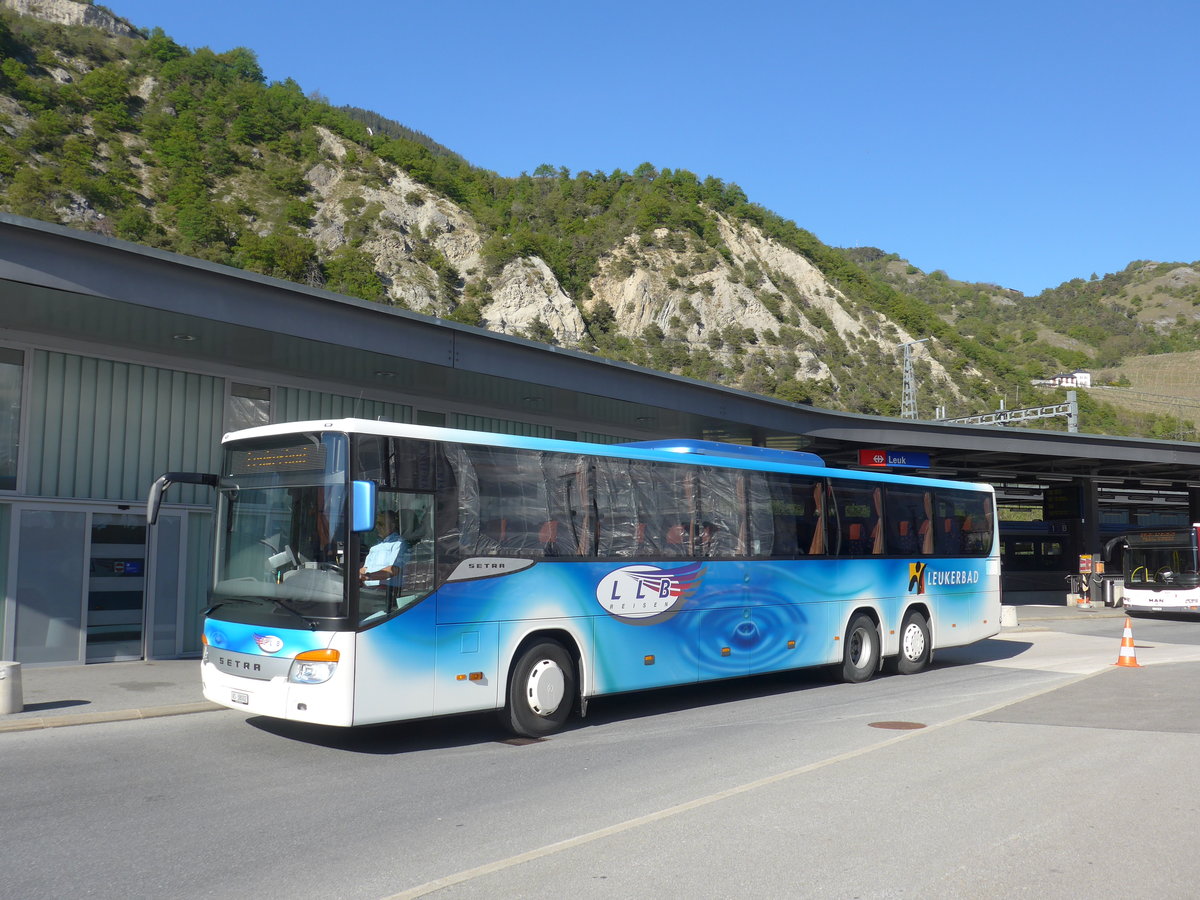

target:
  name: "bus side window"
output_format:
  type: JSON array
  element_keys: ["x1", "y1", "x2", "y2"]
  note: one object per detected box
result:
[
  {"x1": 934, "y1": 489, "x2": 994, "y2": 556},
  {"x1": 828, "y1": 479, "x2": 879, "y2": 557},
  {"x1": 694, "y1": 465, "x2": 739, "y2": 559},
  {"x1": 884, "y1": 486, "x2": 932, "y2": 555},
  {"x1": 359, "y1": 491, "x2": 434, "y2": 623},
  {"x1": 762, "y1": 473, "x2": 823, "y2": 558}
]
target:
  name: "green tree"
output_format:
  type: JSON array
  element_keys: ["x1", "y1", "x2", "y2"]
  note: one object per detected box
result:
[
  {"x1": 521, "y1": 317, "x2": 556, "y2": 345},
  {"x1": 77, "y1": 65, "x2": 133, "y2": 131},
  {"x1": 324, "y1": 246, "x2": 384, "y2": 301}
]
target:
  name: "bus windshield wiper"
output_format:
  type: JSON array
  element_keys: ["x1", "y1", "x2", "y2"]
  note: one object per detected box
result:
[
  {"x1": 206, "y1": 596, "x2": 318, "y2": 631},
  {"x1": 269, "y1": 597, "x2": 320, "y2": 631},
  {"x1": 203, "y1": 598, "x2": 251, "y2": 616}
]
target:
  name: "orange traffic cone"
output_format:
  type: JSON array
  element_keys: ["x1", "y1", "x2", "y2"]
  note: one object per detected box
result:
[{"x1": 1114, "y1": 617, "x2": 1142, "y2": 668}]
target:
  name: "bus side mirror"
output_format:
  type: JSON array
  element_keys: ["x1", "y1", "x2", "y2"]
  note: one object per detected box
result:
[
  {"x1": 147, "y1": 472, "x2": 218, "y2": 525},
  {"x1": 352, "y1": 480, "x2": 376, "y2": 532}
]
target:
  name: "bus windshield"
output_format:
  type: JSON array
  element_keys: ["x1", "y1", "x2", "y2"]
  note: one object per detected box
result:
[
  {"x1": 212, "y1": 432, "x2": 350, "y2": 623},
  {"x1": 1126, "y1": 530, "x2": 1200, "y2": 588}
]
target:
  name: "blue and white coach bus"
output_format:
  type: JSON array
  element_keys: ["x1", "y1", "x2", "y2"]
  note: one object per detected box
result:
[{"x1": 148, "y1": 419, "x2": 1000, "y2": 736}]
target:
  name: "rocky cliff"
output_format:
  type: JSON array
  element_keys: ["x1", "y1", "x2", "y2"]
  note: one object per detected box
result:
[
  {"x1": 299, "y1": 125, "x2": 962, "y2": 404},
  {"x1": 1, "y1": 0, "x2": 137, "y2": 37}
]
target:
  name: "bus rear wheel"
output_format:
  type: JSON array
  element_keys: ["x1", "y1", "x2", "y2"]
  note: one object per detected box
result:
[
  {"x1": 889, "y1": 609, "x2": 930, "y2": 675},
  {"x1": 502, "y1": 640, "x2": 576, "y2": 737},
  {"x1": 841, "y1": 612, "x2": 880, "y2": 683}
]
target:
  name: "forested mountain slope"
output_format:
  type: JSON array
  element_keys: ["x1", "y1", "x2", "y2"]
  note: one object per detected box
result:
[{"x1": 1, "y1": 0, "x2": 1196, "y2": 437}]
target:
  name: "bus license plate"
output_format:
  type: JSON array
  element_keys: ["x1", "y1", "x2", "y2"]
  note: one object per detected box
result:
[{"x1": 231, "y1": 690, "x2": 249, "y2": 705}]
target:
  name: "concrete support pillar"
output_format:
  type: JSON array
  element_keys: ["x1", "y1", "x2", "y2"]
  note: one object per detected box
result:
[
  {"x1": 1078, "y1": 477, "x2": 1101, "y2": 552},
  {"x1": 1074, "y1": 477, "x2": 1101, "y2": 606}
]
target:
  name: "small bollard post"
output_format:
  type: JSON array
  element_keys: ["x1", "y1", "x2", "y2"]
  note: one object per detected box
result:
[{"x1": 0, "y1": 660, "x2": 23, "y2": 714}]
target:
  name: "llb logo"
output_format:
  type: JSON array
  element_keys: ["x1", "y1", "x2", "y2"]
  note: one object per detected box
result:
[
  {"x1": 253, "y1": 634, "x2": 284, "y2": 654},
  {"x1": 596, "y1": 562, "x2": 704, "y2": 624},
  {"x1": 908, "y1": 562, "x2": 927, "y2": 594}
]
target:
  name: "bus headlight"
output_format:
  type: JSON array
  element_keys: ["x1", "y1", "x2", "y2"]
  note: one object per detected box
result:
[{"x1": 288, "y1": 649, "x2": 340, "y2": 684}]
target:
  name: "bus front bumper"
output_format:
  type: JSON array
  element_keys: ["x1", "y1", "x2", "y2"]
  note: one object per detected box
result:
[
  {"x1": 201, "y1": 658, "x2": 355, "y2": 726},
  {"x1": 1123, "y1": 590, "x2": 1200, "y2": 613}
]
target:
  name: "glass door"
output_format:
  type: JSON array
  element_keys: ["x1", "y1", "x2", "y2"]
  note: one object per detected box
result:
[
  {"x1": 10, "y1": 505, "x2": 188, "y2": 665},
  {"x1": 12, "y1": 508, "x2": 87, "y2": 664},
  {"x1": 146, "y1": 511, "x2": 184, "y2": 659},
  {"x1": 86, "y1": 513, "x2": 147, "y2": 662}
]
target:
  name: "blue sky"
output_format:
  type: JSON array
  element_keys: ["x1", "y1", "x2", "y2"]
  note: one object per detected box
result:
[{"x1": 107, "y1": 0, "x2": 1198, "y2": 295}]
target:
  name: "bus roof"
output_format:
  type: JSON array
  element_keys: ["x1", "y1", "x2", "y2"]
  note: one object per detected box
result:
[
  {"x1": 621, "y1": 439, "x2": 825, "y2": 468},
  {"x1": 223, "y1": 418, "x2": 991, "y2": 492}
]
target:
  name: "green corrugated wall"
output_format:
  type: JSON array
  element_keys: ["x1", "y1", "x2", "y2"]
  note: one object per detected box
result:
[
  {"x1": 449, "y1": 413, "x2": 553, "y2": 438},
  {"x1": 275, "y1": 387, "x2": 412, "y2": 425},
  {"x1": 24, "y1": 351, "x2": 224, "y2": 505}
]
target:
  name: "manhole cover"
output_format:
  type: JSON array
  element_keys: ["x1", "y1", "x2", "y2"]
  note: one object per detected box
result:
[
  {"x1": 499, "y1": 736, "x2": 548, "y2": 746},
  {"x1": 868, "y1": 721, "x2": 926, "y2": 730}
]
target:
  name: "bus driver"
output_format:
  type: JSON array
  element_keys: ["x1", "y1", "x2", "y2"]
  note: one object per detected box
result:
[{"x1": 359, "y1": 510, "x2": 408, "y2": 589}]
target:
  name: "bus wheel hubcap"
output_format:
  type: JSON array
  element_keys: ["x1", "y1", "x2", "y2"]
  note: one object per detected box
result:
[
  {"x1": 526, "y1": 659, "x2": 565, "y2": 716},
  {"x1": 903, "y1": 624, "x2": 926, "y2": 660},
  {"x1": 850, "y1": 630, "x2": 870, "y2": 666}
]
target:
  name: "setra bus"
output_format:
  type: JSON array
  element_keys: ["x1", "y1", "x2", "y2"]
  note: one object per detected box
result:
[
  {"x1": 147, "y1": 419, "x2": 1000, "y2": 736},
  {"x1": 1122, "y1": 526, "x2": 1200, "y2": 613}
]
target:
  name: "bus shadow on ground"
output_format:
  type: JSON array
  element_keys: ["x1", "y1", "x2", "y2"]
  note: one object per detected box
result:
[
  {"x1": 244, "y1": 667, "x2": 841, "y2": 754},
  {"x1": 247, "y1": 711, "x2": 505, "y2": 753},
  {"x1": 934, "y1": 637, "x2": 1033, "y2": 667},
  {"x1": 244, "y1": 643, "x2": 1034, "y2": 754},
  {"x1": 577, "y1": 668, "x2": 836, "y2": 730}
]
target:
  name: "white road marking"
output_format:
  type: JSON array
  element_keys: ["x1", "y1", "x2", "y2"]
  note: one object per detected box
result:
[{"x1": 382, "y1": 664, "x2": 1106, "y2": 899}]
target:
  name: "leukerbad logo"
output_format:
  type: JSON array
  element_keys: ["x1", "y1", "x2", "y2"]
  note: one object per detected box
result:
[
  {"x1": 908, "y1": 562, "x2": 927, "y2": 594},
  {"x1": 596, "y1": 562, "x2": 704, "y2": 624}
]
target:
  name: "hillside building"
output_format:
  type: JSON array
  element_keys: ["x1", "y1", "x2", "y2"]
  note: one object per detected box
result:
[{"x1": 1053, "y1": 370, "x2": 1092, "y2": 388}]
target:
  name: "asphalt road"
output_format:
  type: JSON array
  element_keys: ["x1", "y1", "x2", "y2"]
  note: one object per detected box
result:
[{"x1": 5, "y1": 616, "x2": 1200, "y2": 899}]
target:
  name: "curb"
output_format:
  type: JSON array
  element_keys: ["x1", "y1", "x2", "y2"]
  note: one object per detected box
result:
[{"x1": 0, "y1": 701, "x2": 224, "y2": 734}]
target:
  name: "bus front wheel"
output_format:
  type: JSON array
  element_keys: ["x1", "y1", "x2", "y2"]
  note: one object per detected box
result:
[
  {"x1": 888, "y1": 609, "x2": 930, "y2": 675},
  {"x1": 502, "y1": 640, "x2": 576, "y2": 737},
  {"x1": 841, "y1": 613, "x2": 880, "y2": 683}
]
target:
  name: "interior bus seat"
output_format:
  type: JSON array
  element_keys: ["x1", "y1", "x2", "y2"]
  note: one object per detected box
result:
[
  {"x1": 665, "y1": 524, "x2": 688, "y2": 556},
  {"x1": 772, "y1": 517, "x2": 800, "y2": 556},
  {"x1": 538, "y1": 520, "x2": 577, "y2": 557},
  {"x1": 846, "y1": 522, "x2": 870, "y2": 555},
  {"x1": 539, "y1": 520, "x2": 560, "y2": 557},
  {"x1": 941, "y1": 516, "x2": 966, "y2": 552}
]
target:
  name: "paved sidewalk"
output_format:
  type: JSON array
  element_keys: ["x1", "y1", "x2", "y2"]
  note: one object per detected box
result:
[
  {"x1": 0, "y1": 601, "x2": 1124, "y2": 734},
  {"x1": 0, "y1": 657, "x2": 220, "y2": 733},
  {"x1": 1003, "y1": 598, "x2": 1126, "y2": 629}
]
